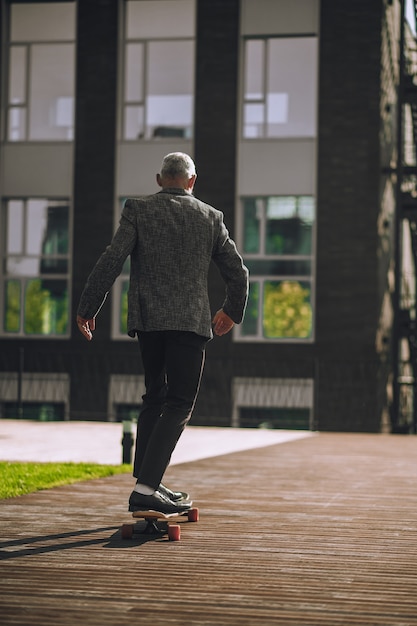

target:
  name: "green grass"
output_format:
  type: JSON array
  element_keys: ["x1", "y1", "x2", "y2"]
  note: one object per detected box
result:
[{"x1": 0, "y1": 461, "x2": 132, "y2": 499}]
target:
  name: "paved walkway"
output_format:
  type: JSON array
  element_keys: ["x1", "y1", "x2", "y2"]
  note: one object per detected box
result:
[
  {"x1": 2, "y1": 431, "x2": 417, "y2": 625},
  {"x1": 0, "y1": 419, "x2": 313, "y2": 465}
]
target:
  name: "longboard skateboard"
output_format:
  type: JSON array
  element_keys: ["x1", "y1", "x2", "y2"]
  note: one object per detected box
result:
[{"x1": 121, "y1": 507, "x2": 199, "y2": 541}]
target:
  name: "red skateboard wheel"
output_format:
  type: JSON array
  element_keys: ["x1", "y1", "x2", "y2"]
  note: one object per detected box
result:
[
  {"x1": 168, "y1": 524, "x2": 181, "y2": 541},
  {"x1": 187, "y1": 507, "x2": 199, "y2": 522},
  {"x1": 121, "y1": 523, "x2": 134, "y2": 539}
]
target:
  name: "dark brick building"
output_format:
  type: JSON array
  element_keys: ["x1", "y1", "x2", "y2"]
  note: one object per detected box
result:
[{"x1": 0, "y1": 0, "x2": 414, "y2": 432}]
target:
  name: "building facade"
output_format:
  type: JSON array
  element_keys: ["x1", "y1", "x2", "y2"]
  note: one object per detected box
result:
[{"x1": 0, "y1": 0, "x2": 413, "y2": 431}]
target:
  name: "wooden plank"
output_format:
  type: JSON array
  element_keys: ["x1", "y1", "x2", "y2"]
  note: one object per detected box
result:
[{"x1": 1, "y1": 433, "x2": 417, "y2": 625}]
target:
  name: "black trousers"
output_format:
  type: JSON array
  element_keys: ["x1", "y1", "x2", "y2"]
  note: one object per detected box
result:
[{"x1": 133, "y1": 330, "x2": 207, "y2": 489}]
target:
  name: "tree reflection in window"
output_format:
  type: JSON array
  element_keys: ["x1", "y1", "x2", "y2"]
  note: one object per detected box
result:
[
  {"x1": 120, "y1": 279, "x2": 129, "y2": 335},
  {"x1": 24, "y1": 279, "x2": 68, "y2": 335},
  {"x1": 4, "y1": 280, "x2": 20, "y2": 332},
  {"x1": 263, "y1": 280, "x2": 312, "y2": 339},
  {"x1": 2, "y1": 199, "x2": 70, "y2": 336},
  {"x1": 240, "y1": 195, "x2": 315, "y2": 341}
]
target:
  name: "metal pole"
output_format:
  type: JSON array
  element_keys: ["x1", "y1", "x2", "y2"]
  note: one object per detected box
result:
[
  {"x1": 17, "y1": 347, "x2": 24, "y2": 419},
  {"x1": 121, "y1": 420, "x2": 133, "y2": 464}
]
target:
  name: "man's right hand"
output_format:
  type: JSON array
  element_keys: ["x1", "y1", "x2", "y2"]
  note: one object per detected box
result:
[{"x1": 76, "y1": 315, "x2": 95, "y2": 341}]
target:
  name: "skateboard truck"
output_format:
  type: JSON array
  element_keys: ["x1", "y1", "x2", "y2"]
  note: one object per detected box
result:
[
  {"x1": 121, "y1": 507, "x2": 199, "y2": 541},
  {"x1": 142, "y1": 517, "x2": 164, "y2": 535}
]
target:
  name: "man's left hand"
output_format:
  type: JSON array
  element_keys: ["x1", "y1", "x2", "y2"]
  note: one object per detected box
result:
[{"x1": 212, "y1": 309, "x2": 234, "y2": 336}]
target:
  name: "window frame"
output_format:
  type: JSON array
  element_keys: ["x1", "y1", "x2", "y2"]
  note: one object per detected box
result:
[
  {"x1": 235, "y1": 195, "x2": 316, "y2": 343},
  {"x1": 0, "y1": 196, "x2": 72, "y2": 339},
  {"x1": 121, "y1": 1, "x2": 196, "y2": 142},
  {"x1": 6, "y1": 3, "x2": 76, "y2": 143},
  {"x1": 242, "y1": 34, "x2": 318, "y2": 140}
]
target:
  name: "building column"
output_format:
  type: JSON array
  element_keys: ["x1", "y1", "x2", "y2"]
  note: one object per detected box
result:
[
  {"x1": 70, "y1": 0, "x2": 119, "y2": 419},
  {"x1": 193, "y1": 0, "x2": 240, "y2": 422}
]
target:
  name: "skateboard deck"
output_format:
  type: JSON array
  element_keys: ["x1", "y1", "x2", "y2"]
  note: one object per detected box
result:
[{"x1": 121, "y1": 507, "x2": 199, "y2": 541}]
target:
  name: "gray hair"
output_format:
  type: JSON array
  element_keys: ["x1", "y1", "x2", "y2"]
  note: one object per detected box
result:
[{"x1": 160, "y1": 152, "x2": 196, "y2": 179}]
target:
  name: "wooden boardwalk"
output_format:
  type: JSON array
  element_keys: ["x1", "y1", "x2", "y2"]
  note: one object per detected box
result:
[{"x1": 1, "y1": 432, "x2": 417, "y2": 625}]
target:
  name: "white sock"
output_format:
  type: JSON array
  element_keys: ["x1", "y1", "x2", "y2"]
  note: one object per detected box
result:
[{"x1": 134, "y1": 483, "x2": 155, "y2": 496}]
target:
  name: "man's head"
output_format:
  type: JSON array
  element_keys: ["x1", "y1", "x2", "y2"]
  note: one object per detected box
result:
[{"x1": 157, "y1": 152, "x2": 197, "y2": 192}]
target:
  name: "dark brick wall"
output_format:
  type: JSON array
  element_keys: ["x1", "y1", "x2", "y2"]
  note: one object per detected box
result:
[
  {"x1": 315, "y1": 0, "x2": 385, "y2": 431},
  {"x1": 70, "y1": 0, "x2": 120, "y2": 418},
  {"x1": 193, "y1": 0, "x2": 241, "y2": 423},
  {"x1": 195, "y1": 0, "x2": 392, "y2": 432}
]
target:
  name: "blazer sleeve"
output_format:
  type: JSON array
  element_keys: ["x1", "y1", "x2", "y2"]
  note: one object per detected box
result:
[
  {"x1": 77, "y1": 201, "x2": 138, "y2": 319},
  {"x1": 212, "y1": 213, "x2": 249, "y2": 324}
]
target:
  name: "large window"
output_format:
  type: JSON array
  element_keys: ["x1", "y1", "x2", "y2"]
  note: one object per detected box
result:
[
  {"x1": 1, "y1": 199, "x2": 70, "y2": 337},
  {"x1": 7, "y1": 2, "x2": 75, "y2": 141},
  {"x1": 243, "y1": 36, "x2": 317, "y2": 138},
  {"x1": 122, "y1": 0, "x2": 195, "y2": 140},
  {"x1": 238, "y1": 196, "x2": 315, "y2": 341}
]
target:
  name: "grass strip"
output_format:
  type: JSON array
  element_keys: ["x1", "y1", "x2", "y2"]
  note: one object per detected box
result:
[{"x1": 0, "y1": 461, "x2": 132, "y2": 499}]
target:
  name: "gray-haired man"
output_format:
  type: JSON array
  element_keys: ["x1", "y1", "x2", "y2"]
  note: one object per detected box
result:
[{"x1": 77, "y1": 152, "x2": 248, "y2": 513}]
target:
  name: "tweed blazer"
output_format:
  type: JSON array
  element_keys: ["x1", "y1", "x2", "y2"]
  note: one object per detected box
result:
[{"x1": 77, "y1": 188, "x2": 249, "y2": 339}]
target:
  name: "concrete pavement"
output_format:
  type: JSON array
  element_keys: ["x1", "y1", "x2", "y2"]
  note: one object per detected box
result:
[{"x1": 0, "y1": 419, "x2": 313, "y2": 465}]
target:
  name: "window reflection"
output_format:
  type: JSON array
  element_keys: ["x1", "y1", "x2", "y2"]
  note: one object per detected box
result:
[
  {"x1": 263, "y1": 280, "x2": 312, "y2": 339},
  {"x1": 120, "y1": 280, "x2": 129, "y2": 334},
  {"x1": 6, "y1": 200, "x2": 24, "y2": 253},
  {"x1": 29, "y1": 44, "x2": 74, "y2": 140},
  {"x1": 240, "y1": 196, "x2": 315, "y2": 341},
  {"x1": 7, "y1": 3, "x2": 75, "y2": 142},
  {"x1": 243, "y1": 196, "x2": 314, "y2": 257},
  {"x1": 4, "y1": 280, "x2": 21, "y2": 333},
  {"x1": 24, "y1": 279, "x2": 68, "y2": 335},
  {"x1": 2, "y1": 199, "x2": 70, "y2": 336},
  {"x1": 266, "y1": 196, "x2": 314, "y2": 255},
  {"x1": 243, "y1": 36, "x2": 317, "y2": 139},
  {"x1": 126, "y1": 0, "x2": 194, "y2": 39},
  {"x1": 9, "y1": 46, "x2": 26, "y2": 104},
  {"x1": 123, "y1": 1, "x2": 195, "y2": 141}
]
